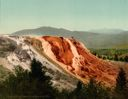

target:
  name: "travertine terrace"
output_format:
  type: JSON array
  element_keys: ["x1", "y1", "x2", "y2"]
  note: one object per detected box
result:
[{"x1": 26, "y1": 36, "x2": 118, "y2": 86}]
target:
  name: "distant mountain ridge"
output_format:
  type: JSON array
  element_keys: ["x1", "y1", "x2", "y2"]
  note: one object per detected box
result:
[
  {"x1": 12, "y1": 27, "x2": 128, "y2": 49},
  {"x1": 89, "y1": 28, "x2": 125, "y2": 34}
]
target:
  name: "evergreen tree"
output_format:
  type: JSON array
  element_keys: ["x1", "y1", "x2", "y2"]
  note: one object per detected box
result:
[
  {"x1": 115, "y1": 68, "x2": 127, "y2": 92},
  {"x1": 85, "y1": 79, "x2": 110, "y2": 99},
  {"x1": 114, "y1": 68, "x2": 127, "y2": 99},
  {"x1": 3, "y1": 66, "x2": 30, "y2": 95},
  {"x1": 120, "y1": 57, "x2": 124, "y2": 62},
  {"x1": 74, "y1": 81, "x2": 82, "y2": 92},
  {"x1": 30, "y1": 58, "x2": 50, "y2": 81},
  {"x1": 70, "y1": 81, "x2": 86, "y2": 99},
  {"x1": 29, "y1": 58, "x2": 55, "y2": 97},
  {"x1": 114, "y1": 54, "x2": 119, "y2": 61},
  {"x1": 124, "y1": 56, "x2": 128, "y2": 62},
  {"x1": 71, "y1": 79, "x2": 110, "y2": 99},
  {"x1": 1, "y1": 59, "x2": 55, "y2": 99}
]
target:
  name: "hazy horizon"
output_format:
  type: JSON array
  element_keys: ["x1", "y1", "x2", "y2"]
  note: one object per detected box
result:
[{"x1": 0, "y1": 0, "x2": 128, "y2": 34}]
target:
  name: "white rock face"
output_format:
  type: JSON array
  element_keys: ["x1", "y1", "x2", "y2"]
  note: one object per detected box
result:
[{"x1": 0, "y1": 35, "x2": 78, "y2": 91}]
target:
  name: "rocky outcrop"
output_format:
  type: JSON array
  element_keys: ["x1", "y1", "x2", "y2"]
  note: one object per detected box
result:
[
  {"x1": 28, "y1": 36, "x2": 118, "y2": 87},
  {"x1": 0, "y1": 35, "x2": 78, "y2": 91}
]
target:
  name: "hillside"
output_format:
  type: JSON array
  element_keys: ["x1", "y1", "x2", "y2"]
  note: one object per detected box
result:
[
  {"x1": 27, "y1": 36, "x2": 119, "y2": 86},
  {"x1": 0, "y1": 35, "x2": 78, "y2": 91},
  {"x1": 0, "y1": 35, "x2": 120, "y2": 88}
]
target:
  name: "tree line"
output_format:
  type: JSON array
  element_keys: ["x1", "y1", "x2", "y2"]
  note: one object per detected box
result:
[
  {"x1": 0, "y1": 59, "x2": 128, "y2": 99},
  {"x1": 91, "y1": 49, "x2": 128, "y2": 62}
]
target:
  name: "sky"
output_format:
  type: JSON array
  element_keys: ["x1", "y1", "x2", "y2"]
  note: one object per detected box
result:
[{"x1": 0, "y1": 0, "x2": 128, "y2": 34}]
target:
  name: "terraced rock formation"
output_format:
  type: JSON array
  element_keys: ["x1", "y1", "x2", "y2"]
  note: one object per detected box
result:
[{"x1": 26, "y1": 36, "x2": 118, "y2": 86}]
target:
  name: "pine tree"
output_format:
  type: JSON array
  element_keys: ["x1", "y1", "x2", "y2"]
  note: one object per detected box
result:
[
  {"x1": 1, "y1": 59, "x2": 55, "y2": 98},
  {"x1": 30, "y1": 58, "x2": 50, "y2": 81},
  {"x1": 29, "y1": 58, "x2": 54, "y2": 97},
  {"x1": 115, "y1": 68, "x2": 127, "y2": 99},
  {"x1": 71, "y1": 81, "x2": 86, "y2": 99},
  {"x1": 124, "y1": 56, "x2": 128, "y2": 62},
  {"x1": 85, "y1": 78, "x2": 110, "y2": 99},
  {"x1": 71, "y1": 79, "x2": 110, "y2": 99},
  {"x1": 115, "y1": 68, "x2": 127, "y2": 92},
  {"x1": 75, "y1": 81, "x2": 82, "y2": 92},
  {"x1": 114, "y1": 54, "x2": 119, "y2": 61}
]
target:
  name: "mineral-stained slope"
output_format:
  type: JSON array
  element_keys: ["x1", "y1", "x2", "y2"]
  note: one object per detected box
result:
[
  {"x1": 0, "y1": 35, "x2": 78, "y2": 91},
  {"x1": 27, "y1": 36, "x2": 118, "y2": 86}
]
